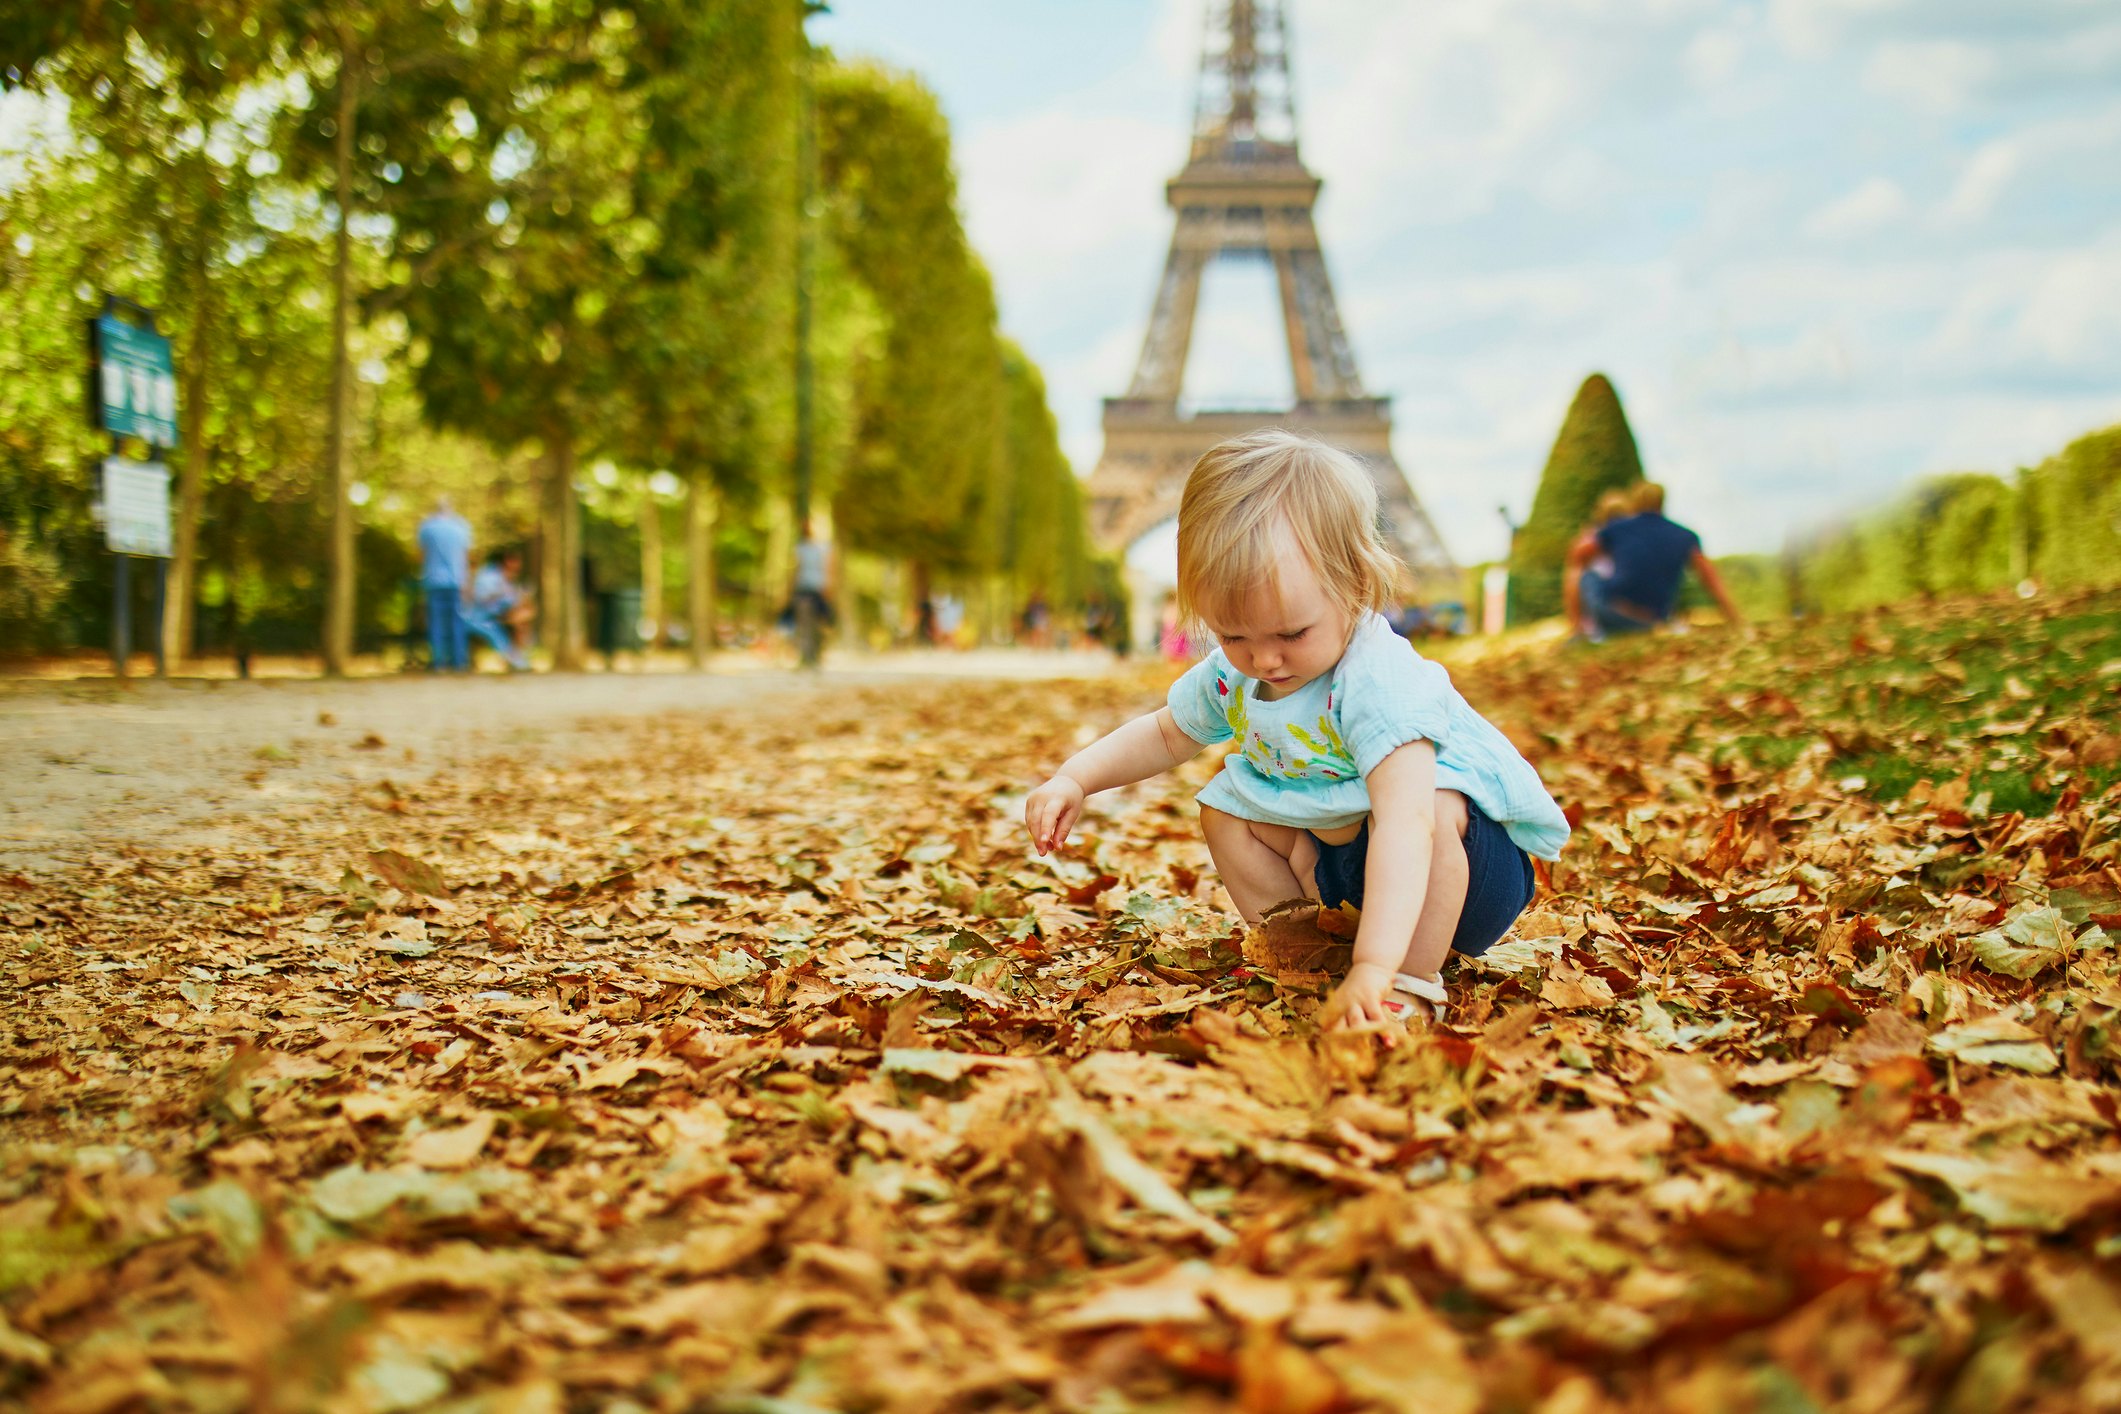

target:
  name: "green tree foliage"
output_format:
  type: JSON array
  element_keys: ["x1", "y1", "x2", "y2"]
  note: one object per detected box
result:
[
  {"x1": 0, "y1": 159, "x2": 119, "y2": 656},
  {"x1": 612, "y1": 0, "x2": 800, "y2": 492},
  {"x1": 1789, "y1": 425, "x2": 2121, "y2": 615},
  {"x1": 0, "y1": 6, "x2": 1091, "y2": 662},
  {"x1": 1510, "y1": 372, "x2": 1644, "y2": 622},
  {"x1": 1791, "y1": 472, "x2": 2017, "y2": 612},
  {"x1": 2023, "y1": 424, "x2": 2121, "y2": 592},
  {"x1": 272, "y1": 0, "x2": 495, "y2": 671},
  {"x1": 816, "y1": 61, "x2": 1006, "y2": 573},
  {"x1": 0, "y1": 120, "x2": 362, "y2": 657},
  {"x1": 2, "y1": 8, "x2": 290, "y2": 661},
  {"x1": 606, "y1": 1, "x2": 803, "y2": 658},
  {"x1": 995, "y1": 341, "x2": 1089, "y2": 604},
  {"x1": 369, "y1": 3, "x2": 664, "y2": 666}
]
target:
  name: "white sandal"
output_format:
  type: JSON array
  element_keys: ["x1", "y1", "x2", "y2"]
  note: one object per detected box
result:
[{"x1": 1379, "y1": 972, "x2": 1447, "y2": 1023}]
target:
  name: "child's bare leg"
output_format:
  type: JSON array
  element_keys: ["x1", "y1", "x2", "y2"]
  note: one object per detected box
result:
[
  {"x1": 1200, "y1": 805, "x2": 1319, "y2": 922},
  {"x1": 1399, "y1": 789, "x2": 1471, "y2": 982}
]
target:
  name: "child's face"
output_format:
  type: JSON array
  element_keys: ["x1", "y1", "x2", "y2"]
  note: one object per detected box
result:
[{"x1": 1202, "y1": 554, "x2": 1352, "y2": 700}]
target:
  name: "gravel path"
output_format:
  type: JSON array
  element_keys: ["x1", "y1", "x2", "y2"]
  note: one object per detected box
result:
[{"x1": 0, "y1": 649, "x2": 1118, "y2": 873}]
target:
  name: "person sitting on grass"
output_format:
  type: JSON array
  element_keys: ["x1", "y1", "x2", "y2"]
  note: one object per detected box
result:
[
  {"x1": 1563, "y1": 482, "x2": 1743, "y2": 641},
  {"x1": 467, "y1": 550, "x2": 532, "y2": 671},
  {"x1": 1023, "y1": 430, "x2": 1570, "y2": 1028}
]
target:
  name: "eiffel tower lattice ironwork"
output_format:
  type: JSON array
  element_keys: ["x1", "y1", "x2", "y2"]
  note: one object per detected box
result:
[{"x1": 1085, "y1": 0, "x2": 1456, "y2": 592}]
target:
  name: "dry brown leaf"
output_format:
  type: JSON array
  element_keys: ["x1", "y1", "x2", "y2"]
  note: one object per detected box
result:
[{"x1": 405, "y1": 1113, "x2": 497, "y2": 1170}]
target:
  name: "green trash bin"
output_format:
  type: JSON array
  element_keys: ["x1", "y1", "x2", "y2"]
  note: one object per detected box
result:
[{"x1": 596, "y1": 588, "x2": 644, "y2": 657}]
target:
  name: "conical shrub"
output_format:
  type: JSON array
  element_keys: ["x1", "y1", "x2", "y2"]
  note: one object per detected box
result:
[{"x1": 1509, "y1": 373, "x2": 1644, "y2": 623}]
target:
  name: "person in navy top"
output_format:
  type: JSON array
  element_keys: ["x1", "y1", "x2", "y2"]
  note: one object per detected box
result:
[{"x1": 1563, "y1": 483, "x2": 1742, "y2": 640}]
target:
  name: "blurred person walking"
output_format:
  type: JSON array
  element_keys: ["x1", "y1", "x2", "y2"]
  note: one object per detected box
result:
[
  {"x1": 1563, "y1": 483, "x2": 1742, "y2": 641},
  {"x1": 418, "y1": 497, "x2": 474, "y2": 673},
  {"x1": 1020, "y1": 590, "x2": 1053, "y2": 649},
  {"x1": 933, "y1": 592, "x2": 965, "y2": 649},
  {"x1": 790, "y1": 519, "x2": 835, "y2": 668}
]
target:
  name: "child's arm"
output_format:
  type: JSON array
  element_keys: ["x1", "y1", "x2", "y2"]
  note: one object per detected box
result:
[
  {"x1": 1026, "y1": 707, "x2": 1204, "y2": 855},
  {"x1": 1320, "y1": 740, "x2": 1437, "y2": 1028}
]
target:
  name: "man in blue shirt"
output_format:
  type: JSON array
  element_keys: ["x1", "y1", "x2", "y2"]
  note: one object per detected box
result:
[
  {"x1": 417, "y1": 497, "x2": 474, "y2": 672},
  {"x1": 1563, "y1": 483, "x2": 1742, "y2": 640}
]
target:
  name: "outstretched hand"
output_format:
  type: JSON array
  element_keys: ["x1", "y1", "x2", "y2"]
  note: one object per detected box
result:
[
  {"x1": 1319, "y1": 961, "x2": 1399, "y2": 1031},
  {"x1": 1024, "y1": 774, "x2": 1087, "y2": 856}
]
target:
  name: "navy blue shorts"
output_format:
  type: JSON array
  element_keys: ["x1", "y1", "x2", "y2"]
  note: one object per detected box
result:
[{"x1": 1308, "y1": 798, "x2": 1535, "y2": 957}]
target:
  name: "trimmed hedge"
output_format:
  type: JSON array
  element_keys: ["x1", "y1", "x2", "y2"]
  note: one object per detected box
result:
[{"x1": 1509, "y1": 373, "x2": 1643, "y2": 623}]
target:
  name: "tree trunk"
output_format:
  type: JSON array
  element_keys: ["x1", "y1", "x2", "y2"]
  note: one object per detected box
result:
[
  {"x1": 542, "y1": 436, "x2": 584, "y2": 670},
  {"x1": 321, "y1": 24, "x2": 359, "y2": 676},
  {"x1": 759, "y1": 502, "x2": 794, "y2": 634},
  {"x1": 639, "y1": 480, "x2": 663, "y2": 651},
  {"x1": 163, "y1": 304, "x2": 209, "y2": 668},
  {"x1": 685, "y1": 476, "x2": 717, "y2": 670}
]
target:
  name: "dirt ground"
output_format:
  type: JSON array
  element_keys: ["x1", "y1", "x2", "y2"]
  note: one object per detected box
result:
[{"x1": 0, "y1": 649, "x2": 1118, "y2": 874}]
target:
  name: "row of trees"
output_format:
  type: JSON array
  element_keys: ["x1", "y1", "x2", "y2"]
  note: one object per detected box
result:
[
  {"x1": 0, "y1": 1, "x2": 1095, "y2": 665},
  {"x1": 1787, "y1": 423, "x2": 2121, "y2": 613}
]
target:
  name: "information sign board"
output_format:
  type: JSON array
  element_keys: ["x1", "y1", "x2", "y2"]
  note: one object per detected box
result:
[
  {"x1": 102, "y1": 458, "x2": 173, "y2": 558},
  {"x1": 91, "y1": 313, "x2": 180, "y2": 446}
]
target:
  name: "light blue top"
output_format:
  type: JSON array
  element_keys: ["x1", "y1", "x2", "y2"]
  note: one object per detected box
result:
[
  {"x1": 418, "y1": 511, "x2": 473, "y2": 590},
  {"x1": 793, "y1": 538, "x2": 829, "y2": 592},
  {"x1": 472, "y1": 561, "x2": 519, "y2": 612},
  {"x1": 1166, "y1": 611, "x2": 1570, "y2": 860}
]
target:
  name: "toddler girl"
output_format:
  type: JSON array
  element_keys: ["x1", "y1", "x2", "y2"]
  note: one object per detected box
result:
[{"x1": 1025, "y1": 430, "x2": 1568, "y2": 1028}]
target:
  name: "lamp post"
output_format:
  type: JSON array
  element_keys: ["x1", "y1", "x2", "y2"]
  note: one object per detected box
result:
[
  {"x1": 792, "y1": 3, "x2": 824, "y2": 529},
  {"x1": 792, "y1": 2, "x2": 828, "y2": 667}
]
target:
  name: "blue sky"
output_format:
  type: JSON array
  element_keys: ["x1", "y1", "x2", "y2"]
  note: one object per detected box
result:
[{"x1": 814, "y1": 0, "x2": 2121, "y2": 563}]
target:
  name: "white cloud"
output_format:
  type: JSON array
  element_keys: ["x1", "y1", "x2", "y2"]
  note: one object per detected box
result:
[
  {"x1": 1529, "y1": 146, "x2": 1617, "y2": 214},
  {"x1": 1938, "y1": 139, "x2": 2020, "y2": 225},
  {"x1": 2011, "y1": 232, "x2": 2121, "y2": 366},
  {"x1": 1681, "y1": 326, "x2": 1855, "y2": 402},
  {"x1": 1052, "y1": 321, "x2": 1152, "y2": 474},
  {"x1": 1802, "y1": 177, "x2": 1910, "y2": 239},
  {"x1": 1290, "y1": 0, "x2": 1609, "y2": 230},
  {"x1": 1148, "y1": 0, "x2": 1205, "y2": 82},
  {"x1": 1766, "y1": 0, "x2": 1910, "y2": 59},
  {"x1": 958, "y1": 110, "x2": 1170, "y2": 291},
  {"x1": 1863, "y1": 38, "x2": 1994, "y2": 114},
  {"x1": 1683, "y1": 28, "x2": 1746, "y2": 88}
]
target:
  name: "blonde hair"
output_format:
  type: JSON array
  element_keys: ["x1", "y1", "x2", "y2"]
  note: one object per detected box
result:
[
  {"x1": 1175, "y1": 429, "x2": 1404, "y2": 631},
  {"x1": 1591, "y1": 488, "x2": 1634, "y2": 526},
  {"x1": 1631, "y1": 481, "x2": 1667, "y2": 514}
]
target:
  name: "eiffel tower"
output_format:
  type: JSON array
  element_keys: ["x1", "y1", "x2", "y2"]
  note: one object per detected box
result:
[{"x1": 1086, "y1": 0, "x2": 1456, "y2": 595}]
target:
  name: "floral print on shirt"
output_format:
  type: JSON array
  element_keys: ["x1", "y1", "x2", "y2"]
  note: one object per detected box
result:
[{"x1": 1218, "y1": 673, "x2": 1360, "y2": 782}]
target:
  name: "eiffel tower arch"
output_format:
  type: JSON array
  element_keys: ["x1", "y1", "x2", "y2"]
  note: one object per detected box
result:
[{"x1": 1086, "y1": 0, "x2": 1456, "y2": 609}]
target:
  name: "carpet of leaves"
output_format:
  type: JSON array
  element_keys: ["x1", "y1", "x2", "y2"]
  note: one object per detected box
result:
[{"x1": 5, "y1": 589, "x2": 2121, "y2": 1413}]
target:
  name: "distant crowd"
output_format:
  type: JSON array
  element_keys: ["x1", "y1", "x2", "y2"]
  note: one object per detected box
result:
[{"x1": 408, "y1": 481, "x2": 1740, "y2": 675}]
